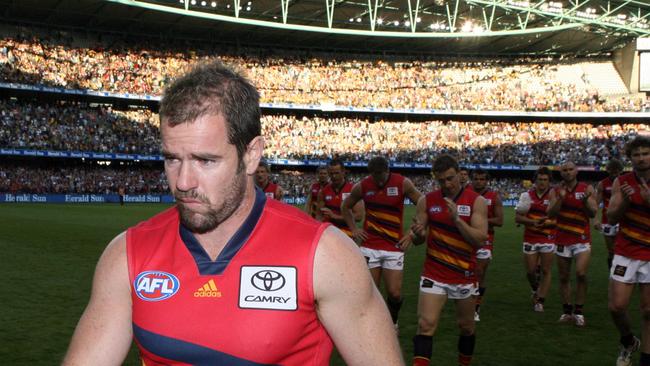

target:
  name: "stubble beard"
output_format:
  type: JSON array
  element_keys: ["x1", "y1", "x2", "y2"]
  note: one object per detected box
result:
[{"x1": 176, "y1": 163, "x2": 248, "y2": 234}]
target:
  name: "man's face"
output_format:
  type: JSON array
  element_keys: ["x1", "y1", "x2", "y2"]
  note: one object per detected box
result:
[
  {"x1": 459, "y1": 170, "x2": 469, "y2": 185},
  {"x1": 535, "y1": 174, "x2": 550, "y2": 191},
  {"x1": 607, "y1": 166, "x2": 622, "y2": 178},
  {"x1": 631, "y1": 147, "x2": 650, "y2": 173},
  {"x1": 560, "y1": 162, "x2": 577, "y2": 183},
  {"x1": 370, "y1": 170, "x2": 389, "y2": 187},
  {"x1": 435, "y1": 167, "x2": 460, "y2": 196},
  {"x1": 255, "y1": 166, "x2": 269, "y2": 186},
  {"x1": 317, "y1": 168, "x2": 329, "y2": 184},
  {"x1": 328, "y1": 164, "x2": 345, "y2": 186},
  {"x1": 472, "y1": 173, "x2": 488, "y2": 192},
  {"x1": 162, "y1": 114, "x2": 247, "y2": 233}
]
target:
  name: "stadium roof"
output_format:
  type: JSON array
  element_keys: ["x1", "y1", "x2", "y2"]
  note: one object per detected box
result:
[{"x1": 1, "y1": 0, "x2": 649, "y2": 55}]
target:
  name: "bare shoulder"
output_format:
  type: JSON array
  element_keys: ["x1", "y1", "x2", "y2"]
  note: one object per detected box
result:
[{"x1": 313, "y1": 226, "x2": 368, "y2": 300}]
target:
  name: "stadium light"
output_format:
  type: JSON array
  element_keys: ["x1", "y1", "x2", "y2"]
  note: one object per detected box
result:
[
  {"x1": 377, "y1": 18, "x2": 384, "y2": 25},
  {"x1": 461, "y1": 21, "x2": 473, "y2": 32},
  {"x1": 211, "y1": 1, "x2": 217, "y2": 6},
  {"x1": 356, "y1": 17, "x2": 362, "y2": 23},
  {"x1": 393, "y1": 20, "x2": 399, "y2": 26}
]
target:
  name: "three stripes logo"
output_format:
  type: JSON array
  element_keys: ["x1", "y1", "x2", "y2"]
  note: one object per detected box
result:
[{"x1": 193, "y1": 279, "x2": 222, "y2": 298}]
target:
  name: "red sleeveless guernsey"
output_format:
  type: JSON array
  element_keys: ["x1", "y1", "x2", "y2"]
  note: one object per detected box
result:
[
  {"x1": 309, "y1": 182, "x2": 323, "y2": 217},
  {"x1": 478, "y1": 189, "x2": 498, "y2": 250},
  {"x1": 127, "y1": 190, "x2": 333, "y2": 365},
  {"x1": 554, "y1": 182, "x2": 591, "y2": 245},
  {"x1": 310, "y1": 182, "x2": 323, "y2": 202},
  {"x1": 423, "y1": 187, "x2": 481, "y2": 284},
  {"x1": 320, "y1": 181, "x2": 353, "y2": 236},
  {"x1": 614, "y1": 173, "x2": 650, "y2": 260},
  {"x1": 600, "y1": 176, "x2": 615, "y2": 224},
  {"x1": 523, "y1": 188, "x2": 555, "y2": 244},
  {"x1": 262, "y1": 182, "x2": 280, "y2": 200},
  {"x1": 360, "y1": 173, "x2": 406, "y2": 252}
]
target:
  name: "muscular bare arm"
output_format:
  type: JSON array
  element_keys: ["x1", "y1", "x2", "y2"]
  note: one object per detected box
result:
[
  {"x1": 314, "y1": 227, "x2": 404, "y2": 366},
  {"x1": 607, "y1": 178, "x2": 628, "y2": 224},
  {"x1": 403, "y1": 178, "x2": 423, "y2": 206},
  {"x1": 341, "y1": 183, "x2": 366, "y2": 242},
  {"x1": 546, "y1": 188, "x2": 563, "y2": 218},
  {"x1": 62, "y1": 232, "x2": 133, "y2": 366},
  {"x1": 490, "y1": 192, "x2": 504, "y2": 227}
]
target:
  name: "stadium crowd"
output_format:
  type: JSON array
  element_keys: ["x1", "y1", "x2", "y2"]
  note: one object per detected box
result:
[
  {"x1": 1, "y1": 99, "x2": 648, "y2": 166},
  {"x1": 0, "y1": 164, "x2": 167, "y2": 194},
  {"x1": 0, "y1": 161, "x2": 555, "y2": 201},
  {"x1": 1, "y1": 31, "x2": 648, "y2": 112}
]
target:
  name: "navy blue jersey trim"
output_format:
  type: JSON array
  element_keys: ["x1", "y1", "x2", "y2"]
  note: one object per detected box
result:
[
  {"x1": 133, "y1": 323, "x2": 277, "y2": 366},
  {"x1": 180, "y1": 188, "x2": 266, "y2": 275}
]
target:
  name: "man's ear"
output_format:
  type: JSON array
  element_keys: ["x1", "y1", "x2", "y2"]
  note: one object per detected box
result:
[{"x1": 244, "y1": 136, "x2": 264, "y2": 175}]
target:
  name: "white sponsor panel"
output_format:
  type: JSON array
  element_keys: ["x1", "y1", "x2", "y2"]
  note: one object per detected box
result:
[
  {"x1": 457, "y1": 205, "x2": 471, "y2": 216},
  {"x1": 239, "y1": 266, "x2": 297, "y2": 311}
]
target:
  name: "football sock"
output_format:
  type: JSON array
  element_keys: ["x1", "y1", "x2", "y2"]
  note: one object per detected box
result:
[
  {"x1": 458, "y1": 334, "x2": 475, "y2": 366},
  {"x1": 574, "y1": 304, "x2": 584, "y2": 315},
  {"x1": 387, "y1": 296, "x2": 403, "y2": 324}
]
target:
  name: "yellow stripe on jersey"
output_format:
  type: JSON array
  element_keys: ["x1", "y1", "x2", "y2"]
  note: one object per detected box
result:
[
  {"x1": 427, "y1": 247, "x2": 471, "y2": 270},
  {"x1": 621, "y1": 227, "x2": 650, "y2": 245},
  {"x1": 556, "y1": 223, "x2": 585, "y2": 235},
  {"x1": 558, "y1": 211, "x2": 588, "y2": 222},
  {"x1": 366, "y1": 221, "x2": 399, "y2": 239},
  {"x1": 367, "y1": 209, "x2": 401, "y2": 224},
  {"x1": 626, "y1": 212, "x2": 650, "y2": 227},
  {"x1": 429, "y1": 229, "x2": 473, "y2": 252}
]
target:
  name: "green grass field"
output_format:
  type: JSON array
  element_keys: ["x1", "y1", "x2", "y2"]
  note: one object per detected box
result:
[{"x1": 0, "y1": 203, "x2": 640, "y2": 365}]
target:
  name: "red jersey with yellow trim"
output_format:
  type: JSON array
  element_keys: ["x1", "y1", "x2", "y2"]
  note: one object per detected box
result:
[
  {"x1": 321, "y1": 181, "x2": 354, "y2": 237},
  {"x1": 600, "y1": 176, "x2": 615, "y2": 224},
  {"x1": 262, "y1": 182, "x2": 280, "y2": 200},
  {"x1": 360, "y1": 173, "x2": 406, "y2": 252},
  {"x1": 614, "y1": 173, "x2": 650, "y2": 260},
  {"x1": 478, "y1": 189, "x2": 498, "y2": 249},
  {"x1": 523, "y1": 189, "x2": 556, "y2": 244},
  {"x1": 423, "y1": 187, "x2": 481, "y2": 284},
  {"x1": 554, "y1": 182, "x2": 592, "y2": 245},
  {"x1": 128, "y1": 191, "x2": 333, "y2": 366}
]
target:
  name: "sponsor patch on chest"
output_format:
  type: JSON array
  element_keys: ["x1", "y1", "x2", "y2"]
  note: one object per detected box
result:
[
  {"x1": 386, "y1": 187, "x2": 399, "y2": 196},
  {"x1": 239, "y1": 266, "x2": 297, "y2": 311},
  {"x1": 484, "y1": 198, "x2": 492, "y2": 206},
  {"x1": 575, "y1": 192, "x2": 585, "y2": 200},
  {"x1": 342, "y1": 193, "x2": 351, "y2": 201},
  {"x1": 457, "y1": 205, "x2": 471, "y2": 216}
]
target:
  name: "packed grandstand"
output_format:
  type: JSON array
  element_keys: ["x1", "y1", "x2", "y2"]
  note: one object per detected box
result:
[{"x1": 0, "y1": 18, "x2": 648, "y2": 203}]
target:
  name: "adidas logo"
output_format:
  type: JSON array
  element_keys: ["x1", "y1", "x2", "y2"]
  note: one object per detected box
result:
[{"x1": 193, "y1": 279, "x2": 222, "y2": 298}]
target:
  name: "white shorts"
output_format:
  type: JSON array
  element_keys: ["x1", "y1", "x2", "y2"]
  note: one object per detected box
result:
[
  {"x1": 610, "y1": 255, "x2": 650, "y2": 284},
  {"x1": 602, "y1": 224, "x2": 620, "y2": 237},
  {"x1": 419, "y1": 276, "x2": 476, "y2": 300},
  {"x1": 555, "y1": 243, "x2": 591, "y2": 258},
  {"x1": 523, "y1": 242, "x2": 556, "y2": 254},
  {"x1": 360, "y1": 247, "x2": 404, "y2": 270},
  {"x1": 476, "y1": 248, "x2": 492, "y2": 260}
]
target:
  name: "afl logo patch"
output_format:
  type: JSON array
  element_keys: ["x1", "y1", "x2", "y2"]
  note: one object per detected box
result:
[
  {"x1": 429, "y1": 206, "x2": 442, "y2": 213},
  {"x1": 387, "y1": 187, "x2": 399, "y2": 196},
  {"x1": 134, "y1": 271, "x2": 180, "y2": 302},
  {"x1": 239, "y1": 266, "x2": 297, "y2": 311}
]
